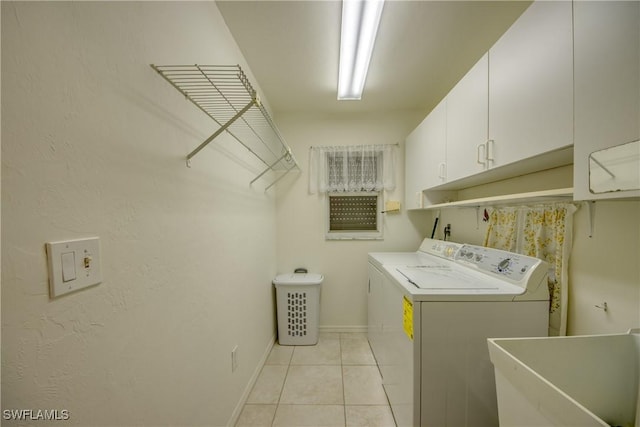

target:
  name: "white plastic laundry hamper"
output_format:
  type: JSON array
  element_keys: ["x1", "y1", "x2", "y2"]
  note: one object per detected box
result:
[{"x1": 273, "y1": 272, "x2": 323, "y2": 345}]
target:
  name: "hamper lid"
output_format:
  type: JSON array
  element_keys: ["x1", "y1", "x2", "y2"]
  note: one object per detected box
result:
[{"x1": 273, "y1": 273, "x2": 324, "y2": 286}]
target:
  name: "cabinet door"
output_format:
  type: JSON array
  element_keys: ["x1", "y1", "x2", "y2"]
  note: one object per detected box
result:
[
  {"x1": 405, "y1": 99, "x2": 446, "y2": 207},
  {"x1": 488, "y1": 1, "x2": 573, "y2": 167},
  {"x1": 446, "y1": 53, "x2": 489, "y2": 182},
  {"x1": 405, "y1": 119, "x2": 430, "y2": 209},
  {"x1": 573, "y1": 1, "x2": 640, "y2": 200},
  {"x1": 422, "y1": 99, "x2": 447, "y2": 189}
]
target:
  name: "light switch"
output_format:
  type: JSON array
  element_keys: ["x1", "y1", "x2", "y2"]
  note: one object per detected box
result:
[
  {"x1": 61, "y1": 252, "x2": 76, "y2": 282},
  {"x1": 46, "y1": 237, "x2": 102, "y2": 298}
]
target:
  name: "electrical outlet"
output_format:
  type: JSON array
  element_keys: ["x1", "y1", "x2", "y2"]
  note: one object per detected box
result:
[{"x1": 231, "y1": 346, "x2": 238, "y2": 372}]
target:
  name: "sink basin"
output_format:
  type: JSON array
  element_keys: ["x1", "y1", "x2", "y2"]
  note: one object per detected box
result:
[{"x1": 488, "y1": 330, "x2": 639, "y2": 427}]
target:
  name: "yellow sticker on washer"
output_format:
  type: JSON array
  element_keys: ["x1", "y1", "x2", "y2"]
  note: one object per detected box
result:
[{"x1": 403, "y1": 296, "x2": 413, "y2": 341}]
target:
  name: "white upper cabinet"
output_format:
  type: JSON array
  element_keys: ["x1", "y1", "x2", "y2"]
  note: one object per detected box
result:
[
  {"x1": 405, "y1": 118, "x2": 430, "y2": 209},
  {"x1": 446, "y1": 53, "x2": 489, "y2": 182},
  {"x1": 405, "y1": 99, "x2": 447, "y2": 208},
  {"x1": 488, "y1": 0, "x2": 573, "y2": 167},
  {"x1": 573, "y1": 1, "x2": 640, "y2": 201},
  {"x1": 422, "y1": 100, "x2": 448, "y2": 190},
  {"x1": 404, "y1": 1, "x2": 577, "y2": 207}
]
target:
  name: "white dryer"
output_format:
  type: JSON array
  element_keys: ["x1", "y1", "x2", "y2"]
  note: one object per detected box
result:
[{"x1": 368, "y1": 238, "x2": 549, "y2": 427}]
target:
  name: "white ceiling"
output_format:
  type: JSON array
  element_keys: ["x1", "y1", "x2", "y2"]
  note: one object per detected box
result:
[{"x1": 216, "y1": 0, "x2": 532, "y2": 117}]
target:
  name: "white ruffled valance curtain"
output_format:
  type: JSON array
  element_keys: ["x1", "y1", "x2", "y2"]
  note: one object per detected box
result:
[
  {"x1": 309, "y1": 144, "x2": 397, "y2": 194},
  {"x1": 484, "y1": 203, "x2": 577, "y2": 336}
]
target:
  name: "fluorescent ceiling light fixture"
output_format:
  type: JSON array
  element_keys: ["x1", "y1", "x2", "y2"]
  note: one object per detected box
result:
[{"x1": 338, "y1": 0, "x2": 385, "y2": 100}]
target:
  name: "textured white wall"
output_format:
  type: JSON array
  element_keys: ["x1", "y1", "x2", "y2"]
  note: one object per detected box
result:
[
  {"x1": 2, "y1": 2, "x2": 278, "y2": 425},
  {"x1": 274, "y1": 112, "x2": 432, "y2": 330},
  {"x1": 568, "y1": 200, "x2": 640, "y2": 335}
]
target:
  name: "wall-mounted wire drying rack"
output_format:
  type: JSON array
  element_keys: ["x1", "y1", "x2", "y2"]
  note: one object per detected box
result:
[{"x1": 150, "y1": 64, "x2": 298, "y2": 191}]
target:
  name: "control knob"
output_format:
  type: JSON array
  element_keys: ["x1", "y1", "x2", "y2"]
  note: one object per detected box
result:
[{"x1": 497, "y1": 258, "x2": 511, "y2": 273}]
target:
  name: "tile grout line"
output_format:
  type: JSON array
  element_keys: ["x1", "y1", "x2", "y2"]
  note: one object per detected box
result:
[
  {"x1": 248, "y1": 333, "x2": 384, "y2": 426},
  {"x1": 270, "y1": 344, "x2": 295, "y2": 426},
  {"x1": 340, "y1": 333, "x2": 347, "y2": 427}
]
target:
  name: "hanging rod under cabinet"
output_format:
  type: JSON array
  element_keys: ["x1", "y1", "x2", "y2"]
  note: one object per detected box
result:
[{"x1": 150, "y1": 64, "x2": 298, "y2": 190}]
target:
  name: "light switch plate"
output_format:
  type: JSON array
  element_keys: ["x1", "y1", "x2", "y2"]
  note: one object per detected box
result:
[{"x1": 46, "y1": 237, "x2": 102, "y2": 298}]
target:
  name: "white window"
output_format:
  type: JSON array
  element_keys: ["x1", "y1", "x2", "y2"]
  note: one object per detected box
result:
[
  {"x1": 326, "y1": 193, "x2": 382, "y2": 240},
  {"x1": 309, "y1": 145, "x2": 396, "y2": 240}
]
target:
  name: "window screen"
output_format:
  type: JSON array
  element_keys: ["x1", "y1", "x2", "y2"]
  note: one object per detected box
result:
[{"x1": 329, "y1": 195, "x2": 378, "y2": 231}]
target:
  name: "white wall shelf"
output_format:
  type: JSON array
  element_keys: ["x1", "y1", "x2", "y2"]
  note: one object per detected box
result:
[
  {"x1": 151, "y1": 64, "x2": 298, "y2": 191},
  {"x1": 422, "y1": 187, "x2": 574, "y2": 210}
]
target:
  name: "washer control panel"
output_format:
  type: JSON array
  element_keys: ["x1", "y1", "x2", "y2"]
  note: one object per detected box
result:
[
  {"x1": 419, "y1": 238, "x2": 543, "y2": 283},
  {"x1": 421, "y1": 239, "x2": 463, "y2": 260},
  {"x1": 455, "y1": 244, "x2": 541, "y2": 283}
]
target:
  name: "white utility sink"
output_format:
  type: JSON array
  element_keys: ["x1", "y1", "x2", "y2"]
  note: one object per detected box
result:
[{"x1": 488, "y1": 330, "x2": 640, "y2": 427}]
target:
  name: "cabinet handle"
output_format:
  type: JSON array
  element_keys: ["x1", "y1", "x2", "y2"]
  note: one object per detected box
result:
[
  {"x1": 477, "y1": 143, "x2": 486, "y2": 166},
  {"x1": 438, "y1": 162, "x2": 446, "y2": 181},
  {"x1": 487, "y1": 140, "x2": 495, "y2": 163}
]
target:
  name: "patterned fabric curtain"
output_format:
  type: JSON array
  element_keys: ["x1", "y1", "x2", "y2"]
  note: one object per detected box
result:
[
  {"x1": 484, "y1": 203, "x2": 577, "y2": 336},
  {"x1": 309, "y1": 145, "x2": 396, "y2": 193}
]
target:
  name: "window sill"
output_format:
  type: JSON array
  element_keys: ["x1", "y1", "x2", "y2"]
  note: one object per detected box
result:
[{"x1": 325, "y1": 232, "x2": 383, "y2": 241}]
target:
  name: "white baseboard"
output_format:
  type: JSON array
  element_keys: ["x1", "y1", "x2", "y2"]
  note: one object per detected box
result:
[
  {"x1": 319, "y1": 325, "x2": 368, "y2": 334},
  {"x1": 227, "y1": 334, "x2": 276, "y2": 427}
]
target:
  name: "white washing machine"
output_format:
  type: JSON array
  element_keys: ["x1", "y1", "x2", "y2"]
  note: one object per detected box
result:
[{"x1": 368, "y1": 238, "x2": 549, "y2": 427}]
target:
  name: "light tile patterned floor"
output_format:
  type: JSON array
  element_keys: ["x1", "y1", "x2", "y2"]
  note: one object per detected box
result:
[{"x1": 235, "y1": 333, "x2": 396, "y2": 427}]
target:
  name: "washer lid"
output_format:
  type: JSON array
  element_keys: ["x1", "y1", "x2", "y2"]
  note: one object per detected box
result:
[
  {"x1": 273, "y1": 273, "x2": 324, "y2": 286},
  {"x1": 394, "y1": 266, "x2": 524, "y2": 294}
]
